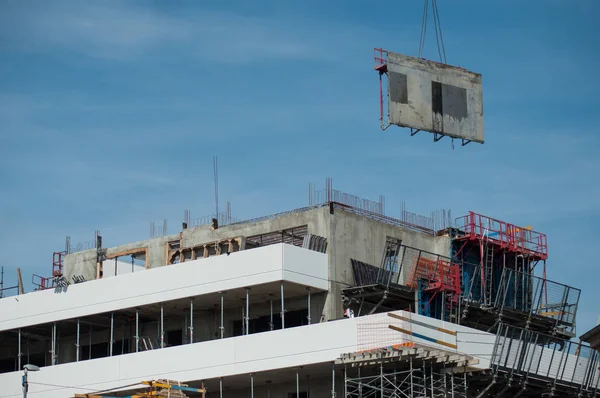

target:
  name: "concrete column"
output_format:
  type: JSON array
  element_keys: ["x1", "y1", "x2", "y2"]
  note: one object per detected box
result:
[
  {"x1": 76, "y1": 319, "x2": 80, "y2": 362},
  {"x1": 190, "y1": 298, "x2": 194, "y2": 344},
  {"x1": 109, "y1": 313, "x2": 114, "y2": 356},
  {"x1": 135, "y1": 310, "x2": 139, "y2": 353},
  {"x1": 281, "y1": 282, "x2": 285, "y2": 329}
]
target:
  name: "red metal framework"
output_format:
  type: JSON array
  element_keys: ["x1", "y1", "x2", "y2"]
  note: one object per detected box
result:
[
  {"x1": 52, "y1": 251, "x2": 65, "y2": 277},
  {"x1": 373, "y1": 48, "x2": 389, "y2": 130},
  {"x1": 32, "y1": 274, "x2": 55, "y2": 291},
  {"x1": 407, "y1": 258, "x2": 461, "y2": 296},
  {"x1": 455, "y1": 211, "x2": 548, "y2": 260}
]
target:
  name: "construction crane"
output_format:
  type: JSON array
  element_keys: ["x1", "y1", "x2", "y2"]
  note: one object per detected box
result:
[{"x1": 74, "y1": 380, "x2": 206, "y2": 398}]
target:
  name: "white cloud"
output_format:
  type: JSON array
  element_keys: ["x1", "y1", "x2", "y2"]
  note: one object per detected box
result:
[{"x1": 0, "y1": 1, "x2": 377, "y2": 63}]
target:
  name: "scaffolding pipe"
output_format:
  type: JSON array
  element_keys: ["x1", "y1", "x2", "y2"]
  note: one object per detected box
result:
[
  {"x1": 76, "y1": 319, "x2": 80, "y2": 362},
  {"x1": 307, "y1": 287, "x2": 311, "y2": 325},
  {"x1": 160, "y1": 304, "x2": 164, "y2": 349},
  {"x1": 245, "y1": 288, "x2": 250, "y2": 335},
  {"x1": 281, "y1": 282, "x2": 285, "y2": 329},
  {"x1": 219, "y1": 377, "x2": 223, "y2": 398},
  {"x1": 17, "y1": 328, "x2": 21, "y2": 370},
  {"x1": 135, "y1": 310, "x2": 139, "y2": 353},
  {"x1": 410, "y1": 356, "x2": 414, "y2": 398},
  {"x1": 110, "y1": 313, "x2": 114, "y2": 356},
  {"x1": 380, "y1": 363, "x2": 383, "y2": 398},
  {"x1": 250, "y1": 374, "x2": 254, "y2": 398},
  {"x1": 88, "y1": 326, "x2": 92, "y2": 359},
  {"x1": 190, "y1": 298, "x2": 194, "y2": 344},
  {"x1": 297, "y1": 369, "x2": 300, "y2": 398}
]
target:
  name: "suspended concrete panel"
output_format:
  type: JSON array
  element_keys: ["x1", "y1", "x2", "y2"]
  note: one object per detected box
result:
[{"x1": 386, "y1": 52, "x2": 484, "y2": 144}]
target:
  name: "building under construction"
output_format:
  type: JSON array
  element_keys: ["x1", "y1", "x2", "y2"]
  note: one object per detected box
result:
[{"x1": 0, "y1": 177, "x2": 597, "y2": 398}]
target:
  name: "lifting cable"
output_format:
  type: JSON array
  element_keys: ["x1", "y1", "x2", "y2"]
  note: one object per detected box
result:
[{"x1": 418, "y1": 0, "x2": 447, "y2": 64}]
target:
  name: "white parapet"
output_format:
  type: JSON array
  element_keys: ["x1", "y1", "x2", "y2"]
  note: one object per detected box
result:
[{"x1": 0, "y1": 243, "x2": 328, "y2": 331}]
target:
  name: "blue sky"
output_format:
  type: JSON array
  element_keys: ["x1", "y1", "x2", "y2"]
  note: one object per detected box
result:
[{"x1": 0, "y1": 0, "x2": 598, "y2": 333}]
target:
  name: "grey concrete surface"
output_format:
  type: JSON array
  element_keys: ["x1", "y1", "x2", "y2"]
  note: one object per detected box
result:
[{"x1": 63, "y1": 206, "x2": 451, "y2": 325}]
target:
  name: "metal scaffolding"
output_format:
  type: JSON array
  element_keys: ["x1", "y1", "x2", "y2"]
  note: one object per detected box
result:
[{"x1": 338, "y1": 345, "x2": 475, "y2": 398}]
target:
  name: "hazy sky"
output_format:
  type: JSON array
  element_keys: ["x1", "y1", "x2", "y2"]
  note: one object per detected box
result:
[{"x1": 0, "y1": 1, "x2": 598, "y2": 332}]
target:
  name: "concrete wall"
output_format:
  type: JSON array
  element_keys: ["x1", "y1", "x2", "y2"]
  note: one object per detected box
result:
[
  {"x1": 61, "y1": 206, "x2": 451, "y2": 325},
  {"x1": 0, "y1": 244, "x2": 328, "y2": 331},
  {"x1": 325, "y1": 207, "x2": 451, "y2": 320},
  {"x1": 386, "y1": 51, "x2": 484, "y2": 143}
]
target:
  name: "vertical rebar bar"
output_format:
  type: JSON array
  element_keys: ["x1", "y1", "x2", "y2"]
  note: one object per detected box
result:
[
  {"x1": 281, "y1": 282, "x2": 285, "y2": 329},
  {"x1": 160, "y1": 304, "x2": 164, "y2": 349},
  {"x1": 135, "y1": 310, "x2": 139, "y2": 353},
  {"x1": 307, "y1": 287, "x2": 311, "y2": 325},
  {"x1": 109, "y1": 313, "x2": 114, "y2": 356},
  {"x1": 76, "y1": 320, "x2": 80, "y2": 362},
  {"x1": 190, "y1": 298, "x2": 194, "y2": 344}
]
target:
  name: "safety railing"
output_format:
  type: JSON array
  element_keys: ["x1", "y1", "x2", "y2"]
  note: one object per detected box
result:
[
  {"x1": 494, "y1": 267, "x2": 579, "y2": 335},
  {"x1": 492, "y1": 324, "x2": 600, "y2": 393},
  {"x1": 455, "y1": 211, "x2": 548, "y2": 259}
]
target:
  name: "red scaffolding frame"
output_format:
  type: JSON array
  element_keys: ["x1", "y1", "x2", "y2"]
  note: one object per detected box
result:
[{"x1": 455, "y1": 211, "x2": 548, "y2": 260}]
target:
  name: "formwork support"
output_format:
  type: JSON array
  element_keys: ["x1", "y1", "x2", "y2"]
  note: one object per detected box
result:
[
  {"x1": 190, "y1": 298, "x2": 194, "y2": 344},
  {"x1": 219, "y1": 377, "x2": 223, "y2": 398},
  {"x1": 342, "y1": 358, "x2": 468, "y2": 398},
  {"x1": 250, "y1": 374, "x2": 254, "y2": 398},
  {"x1": 245, "y1": 287, "x2": 250, "y2": 335},
  {"x1": 76, "y1": 319, "x2": 80, "y2": 362},
  {"x1": 51, "y1": 322, "x2": 57, "y2": 365},
  {"x1": 331, "y1": 363, "x2": 336, "y2": 398},
  {"x1": 17, "y1": 328, "x2": 21, "y2": 370},
  {"x1": 160, "y1": 304, "x2": 164, "y2": 349},
  {"x1": 135, "y1": 310, "x2": 139, "y2": 353},
  {"x1": 307, "y1": 287, "x2": 311, "y2": 325},
  {"x1": 297, "y1": 368, "x2": 300, "y2": 398},
  {"x1": 219, "y1": 292, "x2": 225, "y2": 339},
  {"x1": 281, "y1": 282, "x2": 286, "y2": 329},
  {"x1": 109, "y1": 313, "x2": 114, "y2": 356},
  {"x1": 269, "y1": 294, "x2": 274, "y2": 331}
]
